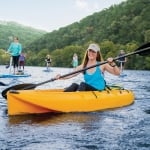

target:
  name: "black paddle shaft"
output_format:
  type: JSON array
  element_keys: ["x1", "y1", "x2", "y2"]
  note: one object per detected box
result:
[{"x1": 2, "y1": 43, "x2": 150, "y2": 99}]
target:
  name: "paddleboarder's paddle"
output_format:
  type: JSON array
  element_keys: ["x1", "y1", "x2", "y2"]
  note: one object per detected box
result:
[
  {"x1": 4, "y1": 52, "x2": 12, "y2": 69},
  {"x1": 2, "y1": 42, "x2": 150, "y2": 99},
  {"x1": 5, "y1": 64, "x2": 10, "y2": 69}
]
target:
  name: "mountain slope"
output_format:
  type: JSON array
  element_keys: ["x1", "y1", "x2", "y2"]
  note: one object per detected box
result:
[
  {"x1": 0, "y1": 21, "x2": 47, "y2": 49},
  {"x1": 25, "y1": 0, "x2": 150, "y2": 52}
]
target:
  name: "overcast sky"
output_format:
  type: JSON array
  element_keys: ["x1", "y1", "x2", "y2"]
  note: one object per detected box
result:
[{"x1": 0, "y1": 0, "x2": 126, "y2": 32}]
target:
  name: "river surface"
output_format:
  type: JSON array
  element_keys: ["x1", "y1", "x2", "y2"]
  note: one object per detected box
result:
[{"x1": 0, "y1": 66, "x2": 150, "y2": 150}]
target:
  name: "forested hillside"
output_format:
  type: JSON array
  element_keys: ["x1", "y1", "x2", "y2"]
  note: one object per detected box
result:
[
  {"x1": 0, "y1": 0, "x2": 150, "y2": 70},
  {"x1": 0, "y1": 21, "x2": 46, "y2": 49},
  {"x1": 26, "y1": 0, "x2": 149, "y2": 51},
  {"x1": 23, "y1": 0, "x2": 149, "y2": 70}
]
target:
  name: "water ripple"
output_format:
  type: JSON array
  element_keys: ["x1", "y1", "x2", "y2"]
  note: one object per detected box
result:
[{"x1": 0, "y1": 67, "x2": 150, "y2": 150}]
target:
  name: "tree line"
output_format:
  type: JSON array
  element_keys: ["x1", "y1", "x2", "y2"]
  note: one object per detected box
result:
[{"x1": 0, "y1": 0, "x2": 149, "y2": 70}]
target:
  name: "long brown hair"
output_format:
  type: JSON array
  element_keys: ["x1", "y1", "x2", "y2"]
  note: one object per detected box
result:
[{"x1": 81, "y1": 49, "x2": 103, "y2": 74}]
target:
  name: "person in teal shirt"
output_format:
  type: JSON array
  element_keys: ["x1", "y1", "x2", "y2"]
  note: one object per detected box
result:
[
  {"x1": 7, "y1": 37, "x2": 22, "y2": 74},
  {"x1": 72, "y1": 53, "x2": 78, "y2": 68},
  {"x1": 56, "y1": 43, "x2": 120, "y2": 92}
]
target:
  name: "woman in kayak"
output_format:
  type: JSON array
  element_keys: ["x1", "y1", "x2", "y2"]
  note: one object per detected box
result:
[{"x1": 56, "y1": 43, "x2": 120, "y2": 91}]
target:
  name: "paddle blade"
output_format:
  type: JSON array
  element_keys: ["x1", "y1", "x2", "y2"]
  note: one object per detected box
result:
[
  {"x1": 0, "y1": 82, "x2": 7, "y2": 86},
  {"x1": 135, "y1": 42, "x2": 150, "y2": 56},
  {"x1": 1, "y1": 83, "x2": 36, "y2": 99},
  {"x1": 5, "y1": 65, "x2": 10, "y2": 69}
]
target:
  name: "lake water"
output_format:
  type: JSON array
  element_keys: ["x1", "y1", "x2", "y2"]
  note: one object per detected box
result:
[{"x1": 0, "y1": 66, "x2": 150, "y2": 150}]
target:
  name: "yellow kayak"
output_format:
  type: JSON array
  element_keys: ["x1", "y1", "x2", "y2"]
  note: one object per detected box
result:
[{"x1": 7, "y1": 87, "x2": 134, "y2": 116}]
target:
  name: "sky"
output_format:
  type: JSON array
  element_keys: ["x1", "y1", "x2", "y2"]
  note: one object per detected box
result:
[{"x1": 0, "y1": 0, "x2": 126, "y2": 32}]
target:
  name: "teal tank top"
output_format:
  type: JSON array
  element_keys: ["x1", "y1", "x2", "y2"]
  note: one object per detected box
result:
[{"x1": 84, "y1": 65, "x2": 105, "y2": 90}]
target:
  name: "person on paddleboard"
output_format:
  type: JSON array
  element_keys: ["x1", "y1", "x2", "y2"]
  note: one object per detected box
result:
[
  {"x1": 72, "y1": 53, "x2": 78, "y2": 68},
  {"x1": 7, "y1": 37, "x2": 22, "y2": 74},
  {"x1": 45, "y1": 54, "x2": 52, "y2": 71},
  {"x1": 117, "y1": 50, "x2": 127, "y2": 71},
  {"x1": 19, "y1": 52, "x2": 26, "y2": 71},
  {"x1": 56, "y1": 43, "x2": 120, "y2": 92}
]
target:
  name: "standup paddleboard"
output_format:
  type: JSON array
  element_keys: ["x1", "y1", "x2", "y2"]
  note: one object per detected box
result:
[
  {"x1": 0, "y1": 73, "x2": 31, "y2": 78},
  {"x1": 119, "y1": 73, "x2": 127, "y2": 78},
  {"x1": 43, "y1": 69, "x2": 53, "y2": 72}
]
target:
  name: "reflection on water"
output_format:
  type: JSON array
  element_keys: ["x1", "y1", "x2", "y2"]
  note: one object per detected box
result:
[
  {"x1": 0, "y1": 66, "x2": 150, "y2": 150},
  {"x1": 144, "y1": 109, "x2": 150, "y2": 114},
  {"x1": 8, "y1": 113, "x2": 100, "y2": 126}
]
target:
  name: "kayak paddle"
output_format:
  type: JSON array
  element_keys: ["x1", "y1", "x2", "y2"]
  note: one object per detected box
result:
[
  {"x1": 135, "y1": 42, "x2": 150, "y2": 56},
  {"x1": 2, "y1": 42, "x2": 150, "y2": 99},
  {"x1": 0, "y1": 81, "x2": 8, "y2": 86}
]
